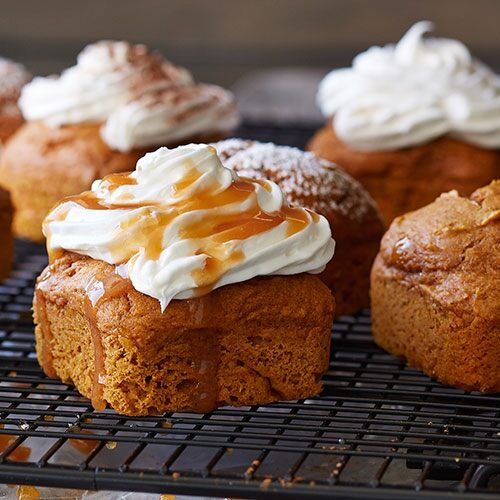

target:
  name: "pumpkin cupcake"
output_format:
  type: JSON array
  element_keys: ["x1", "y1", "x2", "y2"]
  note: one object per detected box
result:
[
  {"x1": 309, "y1": 22, "x2": 500, "y2": 224},
  {"x1": 34, "y1": 144, "x2": 335, "y2": 415}
]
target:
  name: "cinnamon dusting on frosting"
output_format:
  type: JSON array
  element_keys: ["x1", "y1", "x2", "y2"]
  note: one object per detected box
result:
[{"x1": 20, "y1": 41, "x2": 239, "y2": 151}]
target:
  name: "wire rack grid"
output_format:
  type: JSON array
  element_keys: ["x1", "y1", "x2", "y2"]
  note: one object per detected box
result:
[{"x1": 0, "y1": 125, "x2": 498, "y2": 499}]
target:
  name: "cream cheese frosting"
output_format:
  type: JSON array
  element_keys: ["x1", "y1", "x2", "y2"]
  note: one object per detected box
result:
[
  {"x1": 19, "y1": 41, "x2": 239, "y2": 152},
  {"x1": 43, "y1": 144, "x2": 335, "y2": 310},
  {"x1": 317, "y1": 21, "x2": 500, "y2": 151}
]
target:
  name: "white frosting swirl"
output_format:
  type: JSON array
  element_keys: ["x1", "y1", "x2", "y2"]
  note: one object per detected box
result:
[
  {"x1": 19, "y1": 41, "x2": 239, "y2": 152},
  {"x1": 44, "y1": 144, "x2": 335, "y2": 310},
  {"x1": 317, "y1": 21, "x2": 500, "y2": 151}
]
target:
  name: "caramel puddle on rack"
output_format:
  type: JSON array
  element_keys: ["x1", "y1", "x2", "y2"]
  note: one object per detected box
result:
[
  {"x1": 15, "y1": 485, "x2": 40, "y2": 499},
  {"x1": 84, "y1": 273, "x2": 132, "y2": 411},
  {"x1": 68, "y1": 429, "x2": 99, "y2": 455},
  {"x1": 0, "y1": 424, "x2": 31, "y2": 463}
]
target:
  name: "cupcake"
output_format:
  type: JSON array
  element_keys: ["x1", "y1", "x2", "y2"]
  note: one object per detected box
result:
[
  {"x1": 0, "y1": 41, "x2": 239, "y2": 242},
  {"x1": 33, "y1": 144, "x2": 335, "y2": 415},
  {"x1": 0, "y1": 186, "x2": 13, "y2": 280},
  {"x1": 212, "y1": 139, "x2": 385, "y2": 316},
  {"x1": 309, "y1": 22, "x2": 500, "y2": 224},
  {"x1": 371, "y1": 181, "x2": 500, "y2": 392},
  {"x1": 0, "y1": 57, "x2": 30, "y2": 146}
]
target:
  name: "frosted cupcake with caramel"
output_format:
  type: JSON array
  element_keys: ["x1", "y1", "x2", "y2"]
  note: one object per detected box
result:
[
  {"x1": 0, "y1": 41, "x2": 239, "y2": 241},
  {"x1": 33, "y1": 144, "x2": 335, "y2": 416},
  {"x1": 308, "y1": 22, "x2": 500, "y2": 224}
]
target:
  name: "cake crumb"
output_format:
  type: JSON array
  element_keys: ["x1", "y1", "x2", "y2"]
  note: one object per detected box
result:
[{"x1": 260, "y1": 478, "x2": 272, "y2": 490}]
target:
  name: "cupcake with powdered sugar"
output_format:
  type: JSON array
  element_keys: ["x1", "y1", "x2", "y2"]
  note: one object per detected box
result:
[{"x1": 212, "y1": 139, "x2": 385, "y2": 315}]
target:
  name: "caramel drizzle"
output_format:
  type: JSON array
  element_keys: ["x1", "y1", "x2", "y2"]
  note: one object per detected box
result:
[
  {"x1": 186, "y1": 295, "x2": 220, "y2": 412},
  {"x1": 47, "y1": 167, "x2": 312, "y2": 294},
  {"x1": 34, "y1": 288, "x2": 57, "y2": 379},
  {"x1": 84, "y1": 273, "x2": 132, "y2": 412}
]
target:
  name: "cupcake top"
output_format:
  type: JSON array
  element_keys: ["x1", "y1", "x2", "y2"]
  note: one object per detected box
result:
[
  {"x1": 43, "y1": 144, "x2": 335, "y2": 310},
  {"x1": 213, "y1": 138, "x2": 381, "y2": 222},
  {"x1": 379, "y1": 181, "x2": 499, "y2": 314},
  {"x1": 19, "y1": 41, "x2": 239, "y2": 152},
  {"x1": 0, "y1": 57, "x2": 31, "y2": 120},
  {"x1": 317, "y1": 21, "x2": 500, "y2": 151}
]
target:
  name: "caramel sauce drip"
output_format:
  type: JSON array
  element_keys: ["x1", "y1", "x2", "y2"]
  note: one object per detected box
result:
[
  {"x1": 252, "y1": 178, "x2": 273, "y2": 192},
  {"x1": 186, "y1": 295, "x2": 220, "y2": 412},
  {"x1": 84, "y1": 273, "x2": 133, "y2": 411},
  {"x1": 34, "y1": 288, "x2": 57, "y2": 378},
  {"x1": 101, "y1": 172, "x2": 138, "y2": 191},
  {"x1": 188, "y1": 333, "x2": 220, "y2": 412},
  {"x1": 171, "y1": 160, "x2": 202, "y2": 196},
  {"x1": 47, "y1": 165, "x2": 312, "y2": 294}
]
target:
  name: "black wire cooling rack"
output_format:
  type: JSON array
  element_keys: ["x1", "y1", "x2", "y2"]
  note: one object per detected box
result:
[{"x1": 0, "y1": 125, "x2": 499, "y2": 499}]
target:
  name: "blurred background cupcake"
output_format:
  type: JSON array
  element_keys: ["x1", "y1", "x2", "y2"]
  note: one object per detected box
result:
[
  {"x1": 0, "y1": 56, "x2": 29, "y2": 279},
  {"x1": 309, "y1": 21, "x2": 500, "y2": 224},
  {"x1": 0, "y1": 40, "x2": 238, "y2": 241},
  {"x1": 0, "y1": 57, "x2": 30, "y2": 148}
]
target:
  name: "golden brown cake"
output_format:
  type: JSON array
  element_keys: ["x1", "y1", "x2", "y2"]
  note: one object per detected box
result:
[
  {"x1": 0, "y1": 186, "x2": 13, "y2": 280},
  {"x1": 34, "y1": 253, "x2": 334, "y2": 415},
  {"x1": 371, "y1": 181, "x2": 500, "y2": 392},
  {"x1": 308, "y1": 125, "x2": 500, "y2": 225},
  {"x1": 310, "y1": 22, "x2": 500, "y2": 225},
  {"x1": 33, "y1": 144, "x2": 336, "y2": 415},
  {"x1": 213, "y1": 139, "x2": 385, "y2": 316},
  {"x1": 0, "y1": 57, "x2": 30, "y2": 145},
  {"x1": 0, "y1": 41, "x2": 238, "y2": 242}
]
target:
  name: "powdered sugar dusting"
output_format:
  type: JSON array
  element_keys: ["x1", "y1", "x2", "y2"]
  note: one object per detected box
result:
[
  {"x1": 0, "y1": 58, "x2": 30, "y2": 117},
  {"x1": 212, "y1": 139, "x2": 379, "y2": 222}
]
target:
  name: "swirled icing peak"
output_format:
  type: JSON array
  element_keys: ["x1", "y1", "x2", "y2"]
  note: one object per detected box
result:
[
  {"x1": 19, "y1": 41, "x2": 239, "y2": 151},
  {"x1": 317, "y1": 21, "x2": 500, "y2": 151},
  {"x1": 43, "y1": 144, "x2": 335, "y2": 310}
]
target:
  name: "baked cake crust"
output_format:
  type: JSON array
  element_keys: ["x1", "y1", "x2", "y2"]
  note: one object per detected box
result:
[
  {"x1": 308, "y1": 123, "x2": 500, "y2": 224},
  {"x1": 371, "y1": 181, "x2": 500, "y2": 392},
  {"x1": 0, "y1": 186, "x2": 13, "y2": 279},
  {"x1": 33, "y1": 252, "x2": 335, "y2": 415},
  {"x1": 213, "y1": 139, "x2": 385, "y2": 316},
  {"x1": 0, "y1": 121, "x2": 226, "y2": 242}
]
